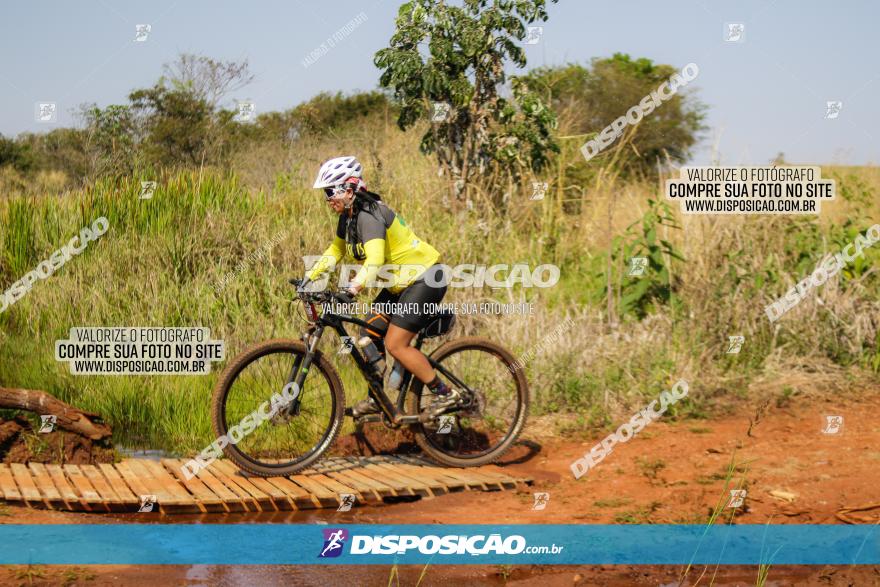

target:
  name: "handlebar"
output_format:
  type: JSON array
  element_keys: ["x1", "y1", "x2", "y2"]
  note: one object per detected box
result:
[{"x1": 288, "y1": 278, "x2": 352, "y2": 305}]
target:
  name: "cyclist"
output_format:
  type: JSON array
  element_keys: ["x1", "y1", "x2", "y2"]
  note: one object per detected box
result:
[{"x1": 303, "y1": 156, "x2": 457, "y2": 417}]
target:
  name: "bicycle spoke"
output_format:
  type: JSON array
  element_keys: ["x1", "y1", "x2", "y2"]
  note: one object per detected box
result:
[
  {"x1": 420, "y1": 345, "x2": 522, "y2": 459},
  {"x1": 221, "y1": 347, "x2": 336, "y2": 468}
]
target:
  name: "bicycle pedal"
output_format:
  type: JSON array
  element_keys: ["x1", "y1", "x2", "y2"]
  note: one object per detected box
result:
[
  {"x1": 349, "y1": 398, "x2": 381, "y2": 420},
  {"x1": 354, "y1": 413, "x2": 382, "y2": 425}
]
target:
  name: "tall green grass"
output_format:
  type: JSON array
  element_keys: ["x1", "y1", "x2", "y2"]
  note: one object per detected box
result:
[{"x1": 1, "y1": 136, "x2": 879, "y2": 452}]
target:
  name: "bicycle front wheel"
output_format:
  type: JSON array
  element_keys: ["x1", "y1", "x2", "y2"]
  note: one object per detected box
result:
[
  {"x1": 408, "y1": 336, "x2": 529, "y2": 467},
  {"x1": 210, "y1": 339, "x2": 345, "y2": 477}
]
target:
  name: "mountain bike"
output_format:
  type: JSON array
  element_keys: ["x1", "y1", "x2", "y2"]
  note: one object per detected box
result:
[{"x1": 210, "y1": 278, "x2": 529, "y2": 477}]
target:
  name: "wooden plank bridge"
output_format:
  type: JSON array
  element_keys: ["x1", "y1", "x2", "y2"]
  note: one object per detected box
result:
[{"x1": 0, "y1": 456, "x2": 531, "y2": 514}]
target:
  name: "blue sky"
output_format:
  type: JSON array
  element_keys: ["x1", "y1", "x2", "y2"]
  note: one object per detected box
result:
[{"x1": 1, "y1": 0, "x2": 877, "y2": 165}]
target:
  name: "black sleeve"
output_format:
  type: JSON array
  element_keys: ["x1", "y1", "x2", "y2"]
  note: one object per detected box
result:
[
  {"x1": 357, "y1": 209, "x2": 387, "y2": 242},
  {"x1": 335, "y1": 215, "x2": 346, "y2": 239}
]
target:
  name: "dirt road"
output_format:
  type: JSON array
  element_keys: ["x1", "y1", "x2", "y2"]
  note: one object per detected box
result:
[{"x1": 2, "y1": 393, "x2": 879, "y2": 585}]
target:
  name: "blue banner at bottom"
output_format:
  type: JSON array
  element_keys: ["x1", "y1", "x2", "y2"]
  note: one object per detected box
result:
[{"x1": 0, "y1": 524, "x2": 877, "y2": 565}]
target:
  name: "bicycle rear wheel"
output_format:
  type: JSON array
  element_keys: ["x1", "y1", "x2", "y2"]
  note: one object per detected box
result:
[
  {"x1": 210, "y1": 339, "x2": 345, "y2": 477},
  {"x1": 408, "y1": 336, "x2": 529, "y2": 467}
]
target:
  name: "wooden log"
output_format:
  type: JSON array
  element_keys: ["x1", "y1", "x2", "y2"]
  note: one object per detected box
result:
[
  {"x1": 0, "y1": 419, "x2": 24, "y2": 445},
  {"x1": 0, "y1": 387, "x2": 111, "y2": 440}
]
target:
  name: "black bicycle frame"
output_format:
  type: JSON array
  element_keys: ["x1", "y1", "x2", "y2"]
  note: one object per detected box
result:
[{"x1": 283, "y1": 306, "x2": 453, "y2": 426}]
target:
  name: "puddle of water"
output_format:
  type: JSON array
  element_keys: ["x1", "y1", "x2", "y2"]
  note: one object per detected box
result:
[{"x1": 116, "y1": 447, "x2": 177, "y2": 461}]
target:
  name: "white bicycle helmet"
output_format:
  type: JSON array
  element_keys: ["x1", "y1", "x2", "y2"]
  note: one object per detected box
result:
[{"x1": 313, "y1": 156, "x2": 363, "y2": 189}]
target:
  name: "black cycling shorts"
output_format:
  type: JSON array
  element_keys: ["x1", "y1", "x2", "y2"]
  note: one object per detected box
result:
[{"x1": 370, "y1": 264, "x2": 448, "y2": 333}]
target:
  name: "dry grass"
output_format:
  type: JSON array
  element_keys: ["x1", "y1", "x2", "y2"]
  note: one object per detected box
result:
[{"x1": 1, "y1": 121, "x2": 878, "y2": 450}]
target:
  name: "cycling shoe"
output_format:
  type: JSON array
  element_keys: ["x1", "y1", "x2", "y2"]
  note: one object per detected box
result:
[{"x1": 348, "y1": 397, "x2": 381, "y2": 419}]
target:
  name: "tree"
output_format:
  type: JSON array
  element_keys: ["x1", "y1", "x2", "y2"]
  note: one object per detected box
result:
[
  {"x1": 80, "y1": 104, "x2": 139, "y2": 176},
  {"x1": 162, "y1": 53, "x2": 255, "y2": 108},
  {"x1": 374, "y1": 0, "x2": 559, "y2": 202},
  {"x1": 8, "y1": 129, "x2": 90, "y2": 183},
  {"x1": 255, "y1": 91, "x2": 393, "y2": 142},
  {"x1": 0, "y1": 134, "x2": 35, "y2": 173},
  {"x1": 128, "y1": 84, "x2": 214, "y2": 167},
  {"x1": 522, "y1": 54, "x2": 706, "y2": 177},
  {"x1": 134, "y1": 53, "x2": 257, "y2": 168}
]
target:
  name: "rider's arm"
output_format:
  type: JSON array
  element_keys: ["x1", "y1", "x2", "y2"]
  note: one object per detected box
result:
[
  {"x1": 350, "y1": 210, "x2": 387, "y2": 291},
  {"x1": 306, "y1": 236, "x2": 345, "y2": 281}
]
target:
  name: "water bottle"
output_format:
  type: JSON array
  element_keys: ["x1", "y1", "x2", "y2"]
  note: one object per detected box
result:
[
  {"x1": 358, "y1": 337, "x2": 385, "y2": 375},
  {"x1": 388, "y1": 361, "x2": 406, "y2": 391}
]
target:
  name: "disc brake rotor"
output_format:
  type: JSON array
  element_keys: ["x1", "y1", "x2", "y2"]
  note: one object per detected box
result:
[
  {"x1": 269, "y1": 403, "x2": 294, "y2": 425},
  {"x1": 460, "y1": 388, "x2": 486, "y2": 418}
]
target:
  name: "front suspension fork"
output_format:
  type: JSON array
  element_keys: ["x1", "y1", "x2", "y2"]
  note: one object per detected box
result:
[{"x1": 284, "y1": 327, "x2": 322, "y2": 416}]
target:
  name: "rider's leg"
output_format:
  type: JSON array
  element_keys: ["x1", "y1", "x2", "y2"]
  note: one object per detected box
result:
[
  {"x1": 385, "y1": 264, "x2": 451, "y2": 395},
  {"x1": 350, "y1": 290, "x2": 396, "y2": 418},
  {"x1": 385, "y1": 325, "x2": 431, "y2": 381},
  {"x1": 360, "y1": 289, "x2": 394, "y2": 356},
  {"x1": 385, "y1": 325, "x2": 452, "y2": 396}
]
